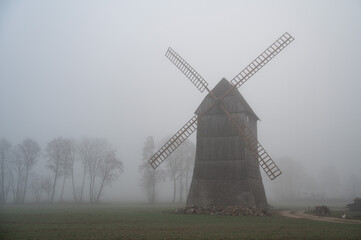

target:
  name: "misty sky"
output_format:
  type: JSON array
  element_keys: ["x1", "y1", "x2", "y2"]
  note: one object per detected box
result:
[{"x1": 1, "y1": 0, "x2": 360, "y2": 200}]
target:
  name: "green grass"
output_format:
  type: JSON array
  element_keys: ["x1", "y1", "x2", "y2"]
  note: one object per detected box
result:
[{"x1": 0, "y1": 204, "x2": 361, "y2": 240}]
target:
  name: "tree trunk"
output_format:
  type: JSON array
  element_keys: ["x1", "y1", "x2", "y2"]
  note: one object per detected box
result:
[
  {"x1": 89, "y1": 163, "x2": 96, "y2": 203},
  {"x1": 173, "y1": 175, "x2": 176, "y2": 203},
  {"x1": 22, "y1": 164, "x2": 29, "y2": 203},
  {"x1": 9, "y1": 171, "x2": 16, "y2": 201},
  {"x1": 89, "y1": 166, "x2": 96, "y2": 203},
  {"x1": 179, "y1": 154, "x2": 183, "y2": 203},
  {"x1": 89, "y1": 173, "x2": 93, "y2": 202},
  {"x1": 15, "y1": 171, "x2": 22, "y2": 203},
  {"x1": 151, "y1": 169, "x2": 155, "y2": 204},
  {"x1": 50, "y1": 167, "x2": 58, "y2": 203},
  {"x1": 89, "y1": 172, "x2": 93, "y2": 203},
  {"x1": 71, "y1": 162, "x2": 77, "y2": 202},
  {"x1": 186, "y1": 159, "x2": 189, "y2": 199},
  {"x1": 60, "y1": 172, "x2": 66, "y2": 201},
  {"x1": 1, "y1": 152, "x2": 4, "y2": 203},
  {"x1": 96, "y1": 175, "x2": 106, "y2": 202},
  {"x1": 4, "y1": 180, "x2": 10, "y2": 203},
  {"x1": 80, "y1": 164, "x2": 86, "y2": 202}
]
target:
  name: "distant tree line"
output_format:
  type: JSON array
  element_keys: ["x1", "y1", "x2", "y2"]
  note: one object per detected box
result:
[
  {"x1": 0, "y1": 137, "x2": 123, "y2": 204},
  {"x1": 139, "y1": 136, "x2": 195, "y2": 204}
]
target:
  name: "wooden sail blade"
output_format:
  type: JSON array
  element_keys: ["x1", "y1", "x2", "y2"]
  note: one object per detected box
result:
[
  {"x1": 148, "y1": 115, "x2": 198, "y2": 169},
  {"x1": 221, "y1": 107, "x2": 282, "y2": 180},
  {"x1": 229, "y1": 32, "x2": 294, "y2": 90},
  {"x1": 256, "y1": 144, "x2": 282, "y2": 180},
  {"x1": 165, "y1": 47, "x2": 210, "y2": 93}
]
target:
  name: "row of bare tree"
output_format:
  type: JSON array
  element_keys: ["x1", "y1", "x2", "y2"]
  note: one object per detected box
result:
[
  {"x1": 0, "y1": 138, "x2": 40, "y2": 204},
  {"x1": 139, "y1": 136, "x2": 195, "y2": 203},
  {"x1": 0, "y1": 137, "x2": 123, "y2": 204}
]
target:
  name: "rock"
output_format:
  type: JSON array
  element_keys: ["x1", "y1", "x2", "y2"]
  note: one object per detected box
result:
[{"x1": 174, "y1": 205, "x2": 267, "y2": 216}]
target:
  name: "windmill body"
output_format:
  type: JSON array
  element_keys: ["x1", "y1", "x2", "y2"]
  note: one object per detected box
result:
[
  {"x1": 148, "y1": 33, "x2": 294, "y2": 209},
  {"x1": 187, "y1": 78, "x2": 267, "y2": 208}
]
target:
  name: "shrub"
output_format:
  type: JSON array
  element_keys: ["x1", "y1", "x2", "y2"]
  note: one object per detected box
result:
[{"x1": 347, "y1": 198, "x2": 361, "y2": 211}]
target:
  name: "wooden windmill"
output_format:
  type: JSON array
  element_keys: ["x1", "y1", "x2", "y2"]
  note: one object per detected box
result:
[{"x1": 149, "y1": 33, "x2": 294, "y2": 209}]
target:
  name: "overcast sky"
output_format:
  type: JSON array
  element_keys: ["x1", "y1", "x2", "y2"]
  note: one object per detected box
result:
[{"x1": 1, "y1": 0, "x2": 360, "y2": 200}]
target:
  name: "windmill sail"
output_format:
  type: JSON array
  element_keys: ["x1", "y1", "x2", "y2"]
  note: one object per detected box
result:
[
  {"x1": 148, "y1": 115, "x2": 198, "y2": 169},
  {"x1": 165, "y1": 47, "x2": 209, "y2": 93},
  {"x1": 228, "y1": 32, "x2": 294, "y2": 92},
  {"x1": 227, "y1": 112, "x2": 282, "y2": 180}
]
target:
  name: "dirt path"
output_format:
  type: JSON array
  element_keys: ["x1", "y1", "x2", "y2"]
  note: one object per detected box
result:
[{"x1": 278, "y1": 210, "x2": 361, "y2": 224}]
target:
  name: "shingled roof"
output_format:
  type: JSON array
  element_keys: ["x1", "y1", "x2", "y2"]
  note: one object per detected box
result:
[{"x1": 195, "y1": 78, "x2": 259, "y2": 120}]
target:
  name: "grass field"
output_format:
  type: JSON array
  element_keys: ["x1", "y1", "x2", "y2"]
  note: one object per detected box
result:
[{"x1": 1, "y1": 204, "x2": 361, "y2": 240}]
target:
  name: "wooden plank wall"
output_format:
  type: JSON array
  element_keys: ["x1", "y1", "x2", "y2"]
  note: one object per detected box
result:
[{"x1": 187, "y1": 79, "x2": 267, "y2": 209}]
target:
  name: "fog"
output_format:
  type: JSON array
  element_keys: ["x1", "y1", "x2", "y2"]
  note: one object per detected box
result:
[{"x1": 1, "y1": 0, "x2": 360, "y2": 205}]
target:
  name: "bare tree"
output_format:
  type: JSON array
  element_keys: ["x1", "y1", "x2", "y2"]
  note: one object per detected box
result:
[
  {"x1": 10, "y1": 147, "x2": 26, "y2": 203},
  {"x1": 66, "y1": 139, "x2": 79, "y2": 202},
  {"x1": 18, "y1": 138, "x2": 40, "y2": 203},
  {"x1": 78, "y1": 138, "x2": 91, "y2": 202},
  {"x1": 139, "y1": 136, "x2": 164, "y2": 203},
  {"x1": 139, "y1": 136, "x2": 155, "y2": 203},
  {"x1": 95, "y1": 149, "x2": 123, "y2": 202},
  {"x1": 166, "y1": 150, "x2": 181, "y2": 203},
  {"x1": 87, "y1": 139, "x2": 106, "y2": 203},
  {"x1": 165, "y1": 139, "x2": 195, "y2": 203},
  {"x1": 30, "y1": 173, "x2": 42, "y2": 203},
  {"x1": 41, "y1": 176, "x2": 52, "y2": 202},
  {"x1": 0, "y1": 138, "x2": 12, "y2": 203},
  {"x1": 268, "y1": 156, "x2": 318, "y2": 201},
  {"x1": 178, "y1": 140, "x2": 195, "y2": 202},
  {"x1": 139, "y1": 170, "x2": 153, "y2": 202},
  {"x1": 78, "y1": 138, "x2": 123, "y2": 203},
  {"x1": 46, "y1": 137, "x2": 67, "y2": 203},
  {"x1": 59, "y1": 139, "x2": 73, "y2": 202}
]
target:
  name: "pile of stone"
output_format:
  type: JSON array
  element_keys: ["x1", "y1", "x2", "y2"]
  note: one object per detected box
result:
[{"x1": 175, "y1": 205, "x2": 267, "y2": 216}]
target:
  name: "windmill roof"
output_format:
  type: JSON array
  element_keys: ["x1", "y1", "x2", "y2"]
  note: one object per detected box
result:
[{"x1": 195, "y1": 78, "x2": 259, "y2": 120}]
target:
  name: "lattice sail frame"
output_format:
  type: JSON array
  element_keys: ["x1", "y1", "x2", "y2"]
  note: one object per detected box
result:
[
  {"x1": 148, "y1": 115, "x2": 198, "y2": 169},
  {"x1": 165, "y1": 47, "x2": 209, "y2": 93},
  {"x1": 230, "y1": 32, "x2": 294, "y2": 89},
  {"x1": 148, "y1": 32, "x2": 294, "y2": 180},
  {"x1": 224, "y1": 111, "x2": 282, "y2": 180}
]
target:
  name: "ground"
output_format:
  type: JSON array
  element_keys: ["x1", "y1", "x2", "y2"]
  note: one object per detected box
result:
[
  {"x1": 0, "y1": 204, "x2": 360, "y2": 240},
  {"x1": 278, "y1": 209, "x2": 361, "y2": 224}
]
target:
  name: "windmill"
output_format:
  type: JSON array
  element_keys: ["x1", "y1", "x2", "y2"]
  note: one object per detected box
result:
[{"x1": 149, "y1": 33, "x2": 294, "y2": 209}]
